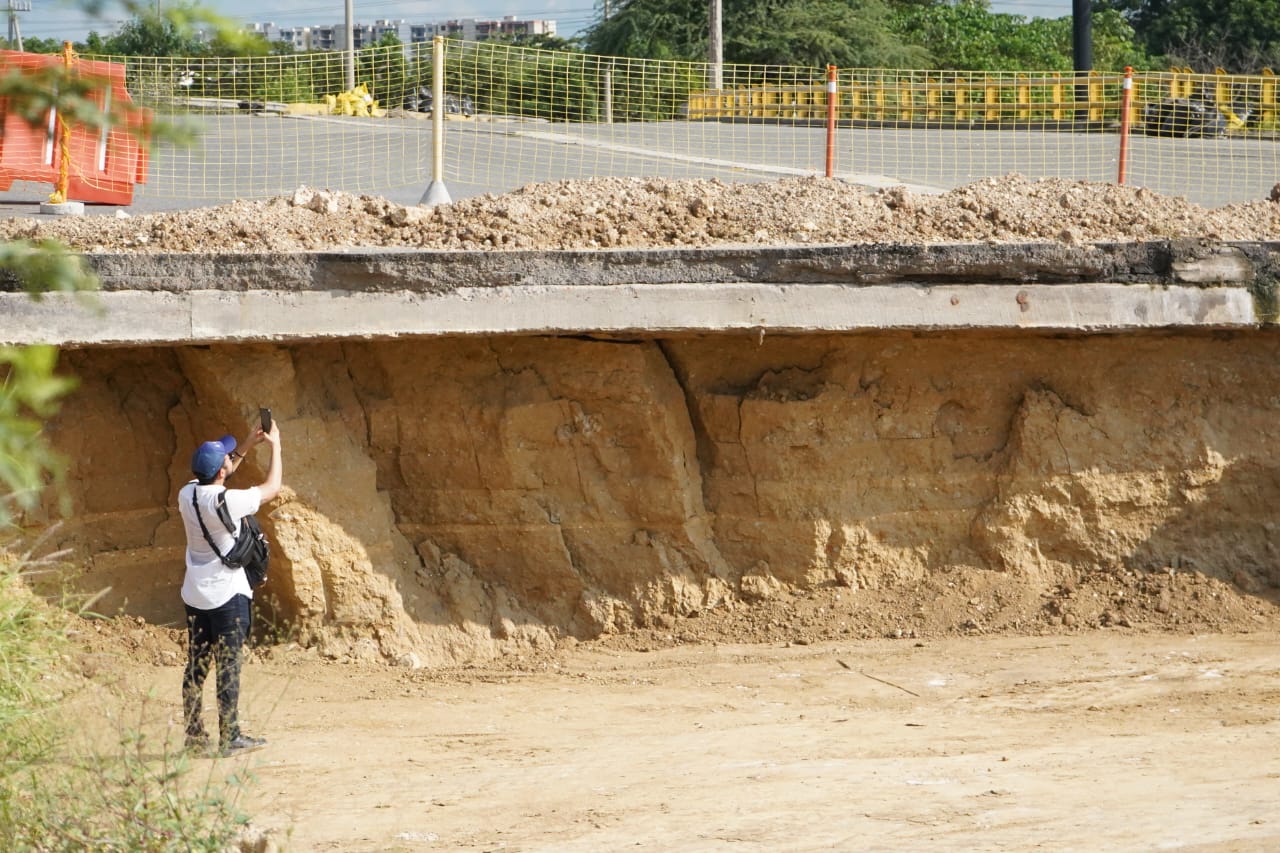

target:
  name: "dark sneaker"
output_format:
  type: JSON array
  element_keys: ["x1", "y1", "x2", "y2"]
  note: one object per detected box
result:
[
  {"x1": 219, "y1": 734, "x2": 267, "y2": 756},
  {"x1": 184, "y1": 732, "x2": 211, "y2": 753}
]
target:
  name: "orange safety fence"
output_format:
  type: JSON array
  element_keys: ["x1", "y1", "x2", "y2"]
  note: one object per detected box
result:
[{"x1": 0, "y1": 46, "x2": 149, "y2": 205}]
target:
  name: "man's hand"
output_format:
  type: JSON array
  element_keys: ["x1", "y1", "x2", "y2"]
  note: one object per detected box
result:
[{"x1": 247, "y1": 420, "x2": 280, "y2": 448}]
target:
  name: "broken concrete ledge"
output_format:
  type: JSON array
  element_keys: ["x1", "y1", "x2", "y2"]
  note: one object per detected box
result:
[{"x1": 2, "y1": 241, "x2": 1277, "y2": 346}]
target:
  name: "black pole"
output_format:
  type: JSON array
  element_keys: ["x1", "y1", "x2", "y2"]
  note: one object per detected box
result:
[{"x1": 1073, "y1": 0, "x2": 1093, "y2": 125}]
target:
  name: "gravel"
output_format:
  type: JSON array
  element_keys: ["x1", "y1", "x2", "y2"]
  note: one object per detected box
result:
[{"x1": 3, "y1": 174, "x2": 1278, "y2": 254}]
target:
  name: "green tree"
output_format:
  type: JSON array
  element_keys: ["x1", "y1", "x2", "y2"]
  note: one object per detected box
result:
[
  {"x1": 205, "y1": 29, "x2": 274, "y2": 58},
  {"x1": 1081, "y1": 9, "x2": 1155, "y2": 70},
  {"x1": 730, "y1": 0, "x2": 929, "y2": 68},
  {"x1": 5, "y1": 36, "x2": 64, "y2": 53},
  {"x1": 585, "y1": 0, "x2": 708, "y2": 60},
  {"x1": 892, "y1": 2, "x2": 1150, "y2": 71},
  {"x1": 102, "y1": 8, "x2": 207, "y2": 57},
  {"x1": 1097, "y1": 0, "x2": 1280, "y2": 71},
  {"x1": 585, "y1": 0, "x2": 1154, "y2": 71},
  {"x1": 586, "y1": 0, "x2": 927, "y2": 66},
  {"x1": 78, "y1": 32, "x2": 110, "y2": 54},
  {"x1": 449, "y1": 40, "x2": 615, "y2": 121},
  {"x1": 358, "y1": 37, "x2": 412, "y2": 106}
]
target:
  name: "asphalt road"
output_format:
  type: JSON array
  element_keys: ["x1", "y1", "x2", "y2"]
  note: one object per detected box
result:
[{"x1": 2, "y1": 114, "x2": 1275, "y2": 217}]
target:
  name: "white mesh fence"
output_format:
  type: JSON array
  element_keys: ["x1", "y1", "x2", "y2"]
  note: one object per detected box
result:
[{"x1": 21, "y1": 42, "x2": 1272, "y2": 209}]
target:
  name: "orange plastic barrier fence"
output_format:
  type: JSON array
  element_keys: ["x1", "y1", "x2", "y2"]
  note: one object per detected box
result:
[{"x1": 0, "y1": 49, "x2": 149, "y2": 205}]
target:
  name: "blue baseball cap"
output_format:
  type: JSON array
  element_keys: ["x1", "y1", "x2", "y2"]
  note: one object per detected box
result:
[{"x1": 191, "y1": 434, "x2": 237, "y2": 480}]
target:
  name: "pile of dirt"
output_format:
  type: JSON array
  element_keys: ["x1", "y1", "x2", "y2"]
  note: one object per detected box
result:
[
  {"x1": 69, "y1": 557, "x2": 1280, "y2": 673},
  {"x1": 67, "y1": 614, "x2": 185, "y2": 672},
  {"x1": 3, "y1": 174, "x2": 1279, "y2": 253},
  {"x1": 589, "y1": 563, "x2": 1280, "y2": 657}
]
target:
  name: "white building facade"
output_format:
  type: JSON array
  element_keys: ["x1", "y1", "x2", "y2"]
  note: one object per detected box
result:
[{"x1": 248, "y1": 16, "x2": 556, "y2": 52}]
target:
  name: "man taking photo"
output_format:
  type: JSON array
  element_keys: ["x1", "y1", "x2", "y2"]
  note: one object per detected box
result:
[{"x1": 177, "y1": 416, "x2": 282, "y2": 756}]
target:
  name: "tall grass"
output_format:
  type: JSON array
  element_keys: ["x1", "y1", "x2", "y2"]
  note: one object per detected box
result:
[{"x1": 0, "y1": 540, "x2": 254, "y2": 852}]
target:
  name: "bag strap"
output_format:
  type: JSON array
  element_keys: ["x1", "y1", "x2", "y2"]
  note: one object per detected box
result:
[
  {"x1": 213, "y1": 491, "x2": 237, "y2": 534},
  {"x1": 190, "y1": 486, "x2": 234, "y2": 568}
]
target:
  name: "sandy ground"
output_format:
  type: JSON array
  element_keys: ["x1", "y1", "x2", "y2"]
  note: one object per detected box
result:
[{"x1": 98, "y1": 630, "x2": 1277, "y2": 852}]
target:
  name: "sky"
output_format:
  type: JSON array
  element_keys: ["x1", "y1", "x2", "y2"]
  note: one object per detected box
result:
[{"x1": 22, "y1": 0, "x2": 1074, "y2": 46}]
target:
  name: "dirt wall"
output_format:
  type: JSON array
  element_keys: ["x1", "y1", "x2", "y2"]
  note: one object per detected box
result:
[{"x1": 43, "y1": 330, "x2": 1280, "y2": 665}]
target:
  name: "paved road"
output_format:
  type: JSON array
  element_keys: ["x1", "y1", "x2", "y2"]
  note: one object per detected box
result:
[{"x1": 2, "y1": 114, "x2": 1275, "y2": 217}]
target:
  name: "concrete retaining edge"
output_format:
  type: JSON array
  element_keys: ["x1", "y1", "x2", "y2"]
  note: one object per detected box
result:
[
  {"x1": 1, "y1": 241, "x2": 1276, "y2": 346},
  {"x1": 0, "y1": 282, "x2": 1260, "y2": 347}
]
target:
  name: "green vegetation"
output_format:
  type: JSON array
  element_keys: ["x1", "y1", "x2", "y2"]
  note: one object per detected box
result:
[
  {"x1": 1098, "y1": 0, "x2": 1280, "y2": 72},
  {"x1": 586, "y1": 0, "x2": 929, "y2": 68},
  {"x1": 0, "y1": 560, "x2": 252, "y2": 850},
  {"x1": 729, "y1": 0, "x2": 929, "y2": 68},
  {"x1": 0, "y1": 344, "x2": 75, "y2": 523},
  {"x1": 891, "y1": 4, "x2": 1152, "y2": 71},
  {"x1": 359, "y1": 32, "x2": 412, "y2": 109},
  {"x1": 10, "y1": 2, "x2": 277, "y2": 58},
  {"x1": 587, "y1": 0, "x2": 1034, "y2": 68},
  {"x1": 8, "y1": 0, "x2": 1280, "y2": 73},
  {"x1": 584, "y1": 0, "x2": 1274, "y2": 73},
  {"x1": 1, "y1": 4, "x2": 263, "y2": 848},
  {"x1": 91, "y1": 9, "x2": 208, "y2": 57}
]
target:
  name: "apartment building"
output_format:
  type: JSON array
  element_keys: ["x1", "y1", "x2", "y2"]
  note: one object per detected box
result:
[{"x1": 250, "y1": 16, "x2": 555, "y2": 52}]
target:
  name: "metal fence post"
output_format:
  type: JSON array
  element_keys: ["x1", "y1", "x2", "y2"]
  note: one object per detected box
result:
[
  {"x1": 825, "y1": 65, "x2": 838, "y2": 178},
  {"x1": 1117, "y1": 67, "x2": 1133, "y2": 185}
]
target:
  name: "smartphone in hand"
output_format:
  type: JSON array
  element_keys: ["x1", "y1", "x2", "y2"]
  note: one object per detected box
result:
[{"x1": 260, "y1": 407, "x2": 273, "y2": 433}]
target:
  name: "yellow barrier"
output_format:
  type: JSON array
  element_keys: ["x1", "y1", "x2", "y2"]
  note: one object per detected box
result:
[{"x1": 688, "y1": 68, "x2": 1279, "y2": 130}]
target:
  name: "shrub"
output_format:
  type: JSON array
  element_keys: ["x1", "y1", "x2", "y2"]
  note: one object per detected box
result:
[{"x1": 0, "y1": 547, "x2": 253, "y2": 852}]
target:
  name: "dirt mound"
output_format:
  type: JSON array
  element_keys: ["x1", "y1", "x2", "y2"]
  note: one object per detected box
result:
[
  {"x1": 4, "y1": 175, "x2": 1279, "y2": 253},
  {"x1": 66, "y1": 614, "x2": 185, "y2": 677},
  {"x1": 590, "y1": 563, "x2": 1280, "y2": 656},
  {"x1": 68, "y1": 558, "x2": 1280, "y2": 671}
]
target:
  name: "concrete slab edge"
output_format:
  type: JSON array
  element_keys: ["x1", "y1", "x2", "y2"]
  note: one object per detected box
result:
[
  {"x1": 0, "y1": 282, "x2": 1262, "y2": 347},
  {"x1": 74, "y1": 241, "x2": 1280, "y2": 294}
]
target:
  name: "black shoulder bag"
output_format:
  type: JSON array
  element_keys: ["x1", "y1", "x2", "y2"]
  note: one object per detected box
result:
[{"x1": 191, "y1": 488, "x2": 270, "y2": 589}]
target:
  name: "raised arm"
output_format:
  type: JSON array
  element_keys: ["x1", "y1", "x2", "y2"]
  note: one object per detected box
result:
[{"x1": 256, "y1": 420, "x2": 283, "y2": 503}]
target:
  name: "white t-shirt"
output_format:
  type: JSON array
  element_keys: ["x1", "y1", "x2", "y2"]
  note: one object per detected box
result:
[{"x1": 178, "y1": 481, "x2": 262, "y2": 610}]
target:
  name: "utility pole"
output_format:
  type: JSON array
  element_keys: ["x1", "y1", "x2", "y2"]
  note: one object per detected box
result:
[
  {"x1": 7, "y1": 0, "x2": 29, "y2": 51},
  {"x1": 708, "y1": 0, "x2": 722, "y2": 90},
  {"x1": 344, "y1": 0, "x2": 355, "y2": 90},
  {"x1": 1072, "y1": 0, "x2": 1092, "y2": 125}
]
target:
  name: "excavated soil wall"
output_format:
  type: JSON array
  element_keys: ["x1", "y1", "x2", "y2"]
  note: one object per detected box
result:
[{"x1": 42, "y1": 329, "x2": 1280, "y2": 665}]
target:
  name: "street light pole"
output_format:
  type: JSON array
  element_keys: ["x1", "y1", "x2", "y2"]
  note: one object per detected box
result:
[
  {"x1": 344, "y1": 0, "x2": 355, "y2": 90},
  {"x1": 708, "y1": 0, "x2": 722, "y2": 90}
]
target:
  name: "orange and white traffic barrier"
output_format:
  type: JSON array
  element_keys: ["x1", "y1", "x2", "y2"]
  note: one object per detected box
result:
[{"x1": 0, "y1": 44, "x2": 149, "y2": 206}]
